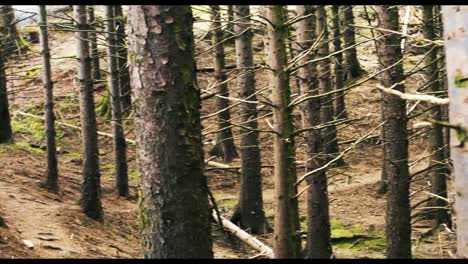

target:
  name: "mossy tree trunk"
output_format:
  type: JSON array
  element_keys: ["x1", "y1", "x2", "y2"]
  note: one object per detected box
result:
[{"x1": 127, "y1": 5, "x2": 213, "y2": 258}]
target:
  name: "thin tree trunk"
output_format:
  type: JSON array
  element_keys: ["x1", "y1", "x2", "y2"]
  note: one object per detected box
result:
[
  {"x1": 435, "y1": 5, "x2": 451, "y2": 179},
  {"x1": 74, "y1": 5, "x2": 103, "y2": 221},
  {"x1": 39, "y1": 5, "x2": 59, "y2": 193},
  {"x1": 441, "y1": 5, "x2": 468, "y2": 259},
  {"x1": 0, "y1": 44, "x2": 12, "y2": 144},
  {"x1": 342, "y1": 5, "x2": 364, "y2": 81},
  {"x1": 315, "y1": 5, "x2": 345, "y2": 167},
  {"x1": 209, "y1": 5, "x2": 238, "y2": 163},
  {"x1": 128, "y1": 5, "x2": 213, "y2": 258},
  {"x1": 375, "y1": 5, "x2": 411, "y2": 259},
  {"x1": 331, "y1": 5, "x2": 347, "y2": 120},
  {"x1": 114, "y1": 5, "x2": 131, "y2": 114},
  {"x1": 296, "y1": 5, "x2": 332, "y2": 259},
  {"x1": 422, "y1": 5, "x2": 450, "y2": 225},
  {"x1": 227, "y1": 5, "x2": 234, "y2": 35},
  {"x1": 229, "y1": 5, "x2": 268, "y2": 235},
  {"x1": 104, "y1": 5, "x2": 129, "y2": 197},
  {"x1": 265, "y1": 5, "x2": 301, "y2": 258},
  {"x1": 87, "y1": 6, "x2": 101, "y2": 82}
]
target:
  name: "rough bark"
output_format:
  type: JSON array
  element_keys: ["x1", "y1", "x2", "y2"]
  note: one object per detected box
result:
[
  {"x1": 74, "y1": 5, "x2": 103, "y2": 221},
  {"x1": 265, "y1": 5, "x2": 301, "y2": 258},
  {"x1": 342, "y1": 5, "x2": 364, "y2": 81},
  {"x1": 39, "y1": 5, "x2": 59, "y2": 193},
  {"x1": 315, "y1": 5, "x2": 345, "y2": 167},
  {"x1": 0, "y1": 5, "x2": 20, "y2": 57},
  {"x1": 114, "y1": 5, "x2": 131, "y2": 114},
  {"x1": 0, "y1": 43, "x2": 12, "y2": 144},
  {"x1": 128, "y1": 5, "x2": 213, "y2": 258},
  {"x1": 104, "y1": 5, "x2": 129, "y2": 197},
  {"x1": 441, "y1": 5, "x2": 468, "y2": 259},
  {"x1": 209, "y1": 5, "x2": 238, "y2": 163},
  {"x1": 375, "y1": 5, "x2": 411, "y2": 259},
  {"x1": 229, "y1": 5, "x2": 268, "y2": 235},
  {"x1": 423, "y1": 5, "x2": 450, "y2": 225},
  {"x1": 296, "y1": 5, "x2": 332, "y2": 259},
  {"x1": 331, "y1": 5, "x2": 347, "y2": 120},
  {"x1": 87, "y1": 6, "x2": 101, "y2": 81}
]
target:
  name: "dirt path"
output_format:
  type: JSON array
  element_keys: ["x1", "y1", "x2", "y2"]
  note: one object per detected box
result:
[{"x1": 0, "y1": 177, "x2": 85, "y2": 258}]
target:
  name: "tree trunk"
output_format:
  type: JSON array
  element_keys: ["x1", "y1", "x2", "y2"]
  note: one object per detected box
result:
[
  {"x1": 0, "y1": 44, "x2": 12, "y2": 144},
  {"x1": 127, "y1": 5, "x2": 213, "y2": 258},
  {"x1": 73, "y1": 5, "x2": 103, "y2": 221},
  {"x1": 296, "y1": 5, "x2": 332, "y2": 259},
  {"x1": 422, "y1": 5, "x2": 450, "y2": 225},
  {"x1": 315, "y1": 5, "x2": 345, "y2": 167},
  {"x1": 342, "y1": 5, "x2": 364, "y2": 81},
  {"x1": 39, "y1": 5, "x2": 59, "y2": 193},
  {"x1": 104, "y1": 5, "x2": 129, "y2": 197},
  {"x1": 265, "y1": 5, "x2": 301, "y2": 258},
  {"x1": 87, "y1": 6, "x2": 101, "y2": 81},
  {"x1": 114, "y1": 5, "x2": 131, "y2": 114},
  {"x1": 0, "y1": 5, "x2": 20, "y2": 57},
  {"x1": 375, "y1": 5, "x2": 411, "y2": 259},
  {"x1": 229, "y1": 5, "x2": 268, "y2": 235},
  {"x1": 441, "y1": 5, "x2": 468, "y2": 259},
  {"x1": 226, "y1": 5, "x2": 234, "y2": 35},
  {"x1": 209, "y1": 5, "x2": 238, "y2": 163},
  {"x1": 331, "y1": 5, "x2": 347, "y2": 120}
]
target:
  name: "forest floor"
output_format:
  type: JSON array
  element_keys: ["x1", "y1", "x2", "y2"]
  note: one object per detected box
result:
[{"x1": 0, "y1": 7, "x2": 457, "y2": 259}]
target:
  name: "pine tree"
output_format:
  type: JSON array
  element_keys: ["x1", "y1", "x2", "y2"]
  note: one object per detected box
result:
[
  {"x1": 229, "y1": 5, "x2": 268, "y2": 235},
  {"x1": 74, "y1": 5, "x2": 103, "y2": 221},
  {"x1": 39, "y1": 5, "x2": 59, "y2": 192},
  {"x1": 375, "y1": 5, "x2": 411, "y2": 258},
  {"x1": 127, "y1": 5, "x2": 213, "y2": 258},
  {"x1": 265, "y1": 5, "x2": 301, "y2": 258},
  {"x1": 296, "y1": 5, "x2": 332, "y2": 259}
]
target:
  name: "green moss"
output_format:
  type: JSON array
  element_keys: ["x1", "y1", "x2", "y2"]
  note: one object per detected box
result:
[
  {"x1": 129, "y1": 169, "x2": 139, "y2": 183},
  {"x1": 138, "y1": 190, "x2": 149, "y2": 232},
  {"x1": 16, "y1": 141, "x2": 45, "y2": 154},
  {"x1": 64, "y1": 152, "x2": 81, "y2": 158},
  {"x1": 13, "y1": 114, "x2": 65, "y2": 142},
  {"x1": 217, "y1": 197, "x2": 238, "y2": 211},
  {"x1": 455, "y1": 71, "x2": 468, "y2": 88}
]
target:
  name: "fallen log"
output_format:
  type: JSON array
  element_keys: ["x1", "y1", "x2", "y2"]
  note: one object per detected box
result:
[
  {"x1": 15, "y1": 111, "x2": 236, "y2": 170},
  {"x1": 211, "y1": 211, "x2": 274, "y2": 259}
]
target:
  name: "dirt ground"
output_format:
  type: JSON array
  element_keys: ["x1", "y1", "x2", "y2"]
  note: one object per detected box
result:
[{"x1": 0, "y1": 7, "x2": 457, "y2": 259}]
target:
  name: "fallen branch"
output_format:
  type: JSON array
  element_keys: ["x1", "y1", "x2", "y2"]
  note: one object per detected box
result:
[
  {"x1": 377, "y1": 82, "x2": 449, "y2": 105},
  {"x1": 15, "y1": 111, "x2": 234, "y2": 170},
  {"x1": 211, "y1": 211, "x2": 274, "y2": 259}
]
